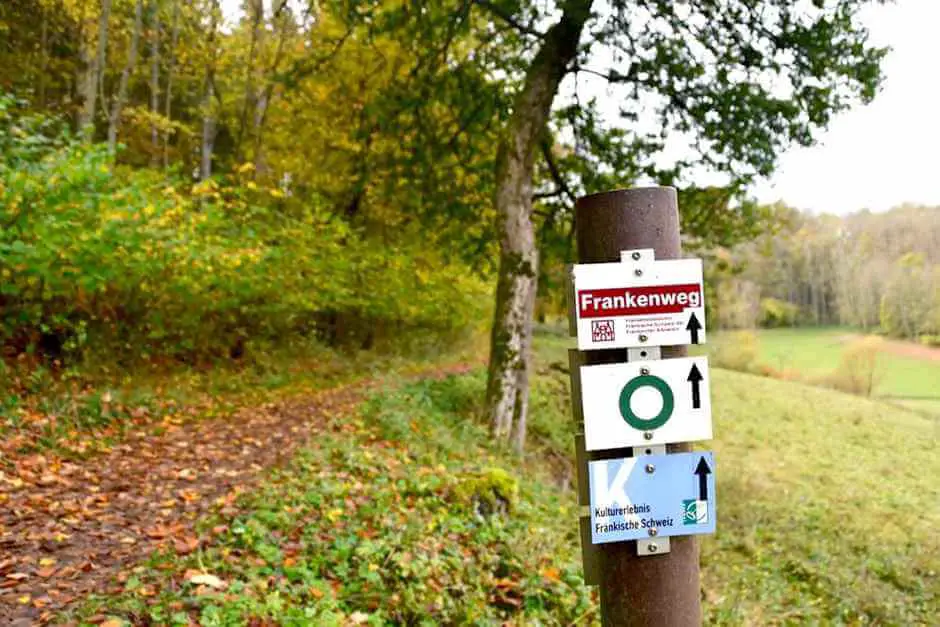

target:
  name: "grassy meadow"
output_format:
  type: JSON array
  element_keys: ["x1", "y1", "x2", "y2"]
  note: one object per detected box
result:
[
  {"x1": 704, "y1": 327, "x2": 940, "y2": 417},
  {"x1": 72, "y1": 330, "x2": 940, "y2": 625}
]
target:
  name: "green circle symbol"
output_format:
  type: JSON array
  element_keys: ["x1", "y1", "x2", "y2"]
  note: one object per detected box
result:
[{"x1": 619, "y1": 375, "x2": 674, "y2": 430}]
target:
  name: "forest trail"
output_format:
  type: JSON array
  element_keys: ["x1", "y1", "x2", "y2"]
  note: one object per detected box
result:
[{"x1": 0, "y1": 363, "x2": 476, "y2": 625}]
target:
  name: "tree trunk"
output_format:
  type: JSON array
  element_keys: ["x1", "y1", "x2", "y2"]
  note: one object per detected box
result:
[
  {"x1": 149, "y1": 0, "x2": 162, "y2": 164},
  {"x1": 39, "y1": 10, "x2": 49, "y2": 108},
  {"x1": 79, "y1": 0, "x2": 112, "y2": 138},
  {"x1": 200, "y1": 0, "x2": 220, "y2": 181},
  {"x1": 252, "y1": 1, "x2": 293, "y2": 177},
  {"x1": 163, "y1": 0, "x2": 180, "y2": 168},
  {"x1": 107, "y1": 0, "x2": 144, "y2": 151},
  {"x1": 485, "y1": 1, "x2": 592, "y2": 451},
  {"x1": 235, "y1": 0, "x2": 265, "y2": 163},
  {"x1": 201, "y1": 76, "x2": 216, "y2": 180}
]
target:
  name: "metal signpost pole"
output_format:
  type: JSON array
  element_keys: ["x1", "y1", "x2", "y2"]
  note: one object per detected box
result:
[{"x1": 575, "y1": 187, "x2": 701, "y2": 626}]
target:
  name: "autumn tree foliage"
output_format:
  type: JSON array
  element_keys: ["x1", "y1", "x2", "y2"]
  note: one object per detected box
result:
[{"x1": 0, "y1": 1, "x2": 889, "y2": 452}]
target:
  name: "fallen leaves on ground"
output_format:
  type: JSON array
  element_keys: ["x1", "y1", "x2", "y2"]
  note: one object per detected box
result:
[{"x1": 0, "y1": 364, "x2": 476, "y2": 625}]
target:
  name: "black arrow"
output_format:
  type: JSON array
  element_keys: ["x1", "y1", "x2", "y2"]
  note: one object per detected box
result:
[
  {"x1": 687, "y1": 363, "x2": 703, "y2": 409},
  {"x1": 686, "y1": 312, "x2": 702, "y2": 344},
  {"x1": 694, "y1": 456, "x2": 711, "y2": 501}
]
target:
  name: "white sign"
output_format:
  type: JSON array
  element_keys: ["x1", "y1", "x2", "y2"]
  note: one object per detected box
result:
[
  {"x1": 580, "y1": 356, "x2": 712, "y2": 451},
  {"x1": 571, "y1": 252, "x2": 706, "y2": 350}
]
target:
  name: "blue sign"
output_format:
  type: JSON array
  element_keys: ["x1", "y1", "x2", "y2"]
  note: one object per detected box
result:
[{"x1": 588, "y1": 451, "x2": 716, "y2": 544}]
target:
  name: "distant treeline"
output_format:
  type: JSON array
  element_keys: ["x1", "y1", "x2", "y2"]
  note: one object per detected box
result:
[{"x1": 712, "y1": 204, "x2": 940, "y2": 344}]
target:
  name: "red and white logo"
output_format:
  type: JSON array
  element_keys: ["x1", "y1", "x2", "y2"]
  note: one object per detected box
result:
[{"x1": 591, "y1": 320, "x2": 615, "y2": 342}]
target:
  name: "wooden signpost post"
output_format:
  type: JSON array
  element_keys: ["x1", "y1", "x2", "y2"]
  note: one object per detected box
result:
[{"x1": 569, "y1": 187, "x2": 716, "y2": 626}]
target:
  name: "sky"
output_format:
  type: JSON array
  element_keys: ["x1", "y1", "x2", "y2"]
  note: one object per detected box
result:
[
  {"x1": 223, "y1": 0, "x2": 938, "y2": 215},
  {"x1": 751, "y1": 0, "x2": 940, "y2": 214}
]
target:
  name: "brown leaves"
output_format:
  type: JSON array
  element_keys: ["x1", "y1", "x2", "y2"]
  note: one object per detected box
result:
[
  {"x1": 0, "y1": 365, "x2": 472, "y2": 623},
  {"x1": 173, "y1": 536, "x2": 200, "y2": 556}
]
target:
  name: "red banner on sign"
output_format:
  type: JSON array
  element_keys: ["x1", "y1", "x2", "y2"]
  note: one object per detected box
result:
[{"x1": 577, "y1": 284, "x2": 702, "y2": 319}]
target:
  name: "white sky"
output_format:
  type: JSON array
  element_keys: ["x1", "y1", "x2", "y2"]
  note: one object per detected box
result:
[
  {"x1": 751, "y1": 0, "x2": 940, "y2": 214},
  {"x1": 224, "y1": 0, "x2": 939, "y2": 215}
]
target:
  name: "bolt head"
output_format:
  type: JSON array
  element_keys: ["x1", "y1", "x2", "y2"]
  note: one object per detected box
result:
[
  {"x1": 634, "y1": 268, "x2": 643, "y2": 276},
  {"x1": 645, "y1": 463, "x2": 655, "y2": 474},
  {"x1": 648, "y1": 528, "x2": 658, "y2": 537},
  {"x1": 631, "y1": 252, "x2": 641, "y2": 260},
  {"x1": 639, "y1": 334, "x2": 648, "y2": 342},
  {"x1": 640, "y1": 367, "x2": 650, "y2": 375},
  {"x1": 643, "y1": 431, "x2": 653, "y2": 440},
  {"x1": 647, "y1": 543, "x2": 658, "y2": 553}
]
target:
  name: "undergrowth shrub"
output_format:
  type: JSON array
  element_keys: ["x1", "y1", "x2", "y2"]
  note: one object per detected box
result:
[
  {"x1": 820, "y1": 336, "x2": 883, "y2": 397},
  {"x1": 0, "y1": 99, "x2": 489, "y2": 373},
  {"x1": 711, "y1": 330, "x2": 760, "y2": 373},
  {"x1": 759, "y1": 297, "x2": 801, "y2": 328}
]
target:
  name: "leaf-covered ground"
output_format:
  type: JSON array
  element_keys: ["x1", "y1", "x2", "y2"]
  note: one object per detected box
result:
[
  {"x1": 57, "y1": 370, "x2": 593, "y2": 626},
  {"x1": 0, "y1": 365, "x2": 483, "y2": 625}
]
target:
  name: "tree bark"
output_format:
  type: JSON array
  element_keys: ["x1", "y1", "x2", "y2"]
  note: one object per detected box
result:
[
  {"x1": 149, "y1": 0, "x2": 162, "y2": 164},
  {"x1": 201, "y1": 0, "x2": 220, "y2": 181},
  {"x1": 485, "y1": 1, "x2": 592, "y2": 451},
  {"x1": 235, "y1": 0, "x2": 265, "y2": 163},
  {"x1": 163, "y1": 0, "x2": 180, "y2": 168},
  {"x1": 78, "y1": 0, "x2": 112, "y2": 138},
  {"x1": 201, "y1": 76, "x2": 216, "y2": 180},
  {"x1": 108, "y1": 0, "x2": 144, "y2": 151},
  {"x1": 39, "y1": 9, "x2": 49, "y2": 109}
]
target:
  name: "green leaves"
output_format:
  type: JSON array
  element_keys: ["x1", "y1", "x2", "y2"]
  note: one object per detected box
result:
[{"x1": 0, "y1": 107, "x2": 490, "y2": 369}]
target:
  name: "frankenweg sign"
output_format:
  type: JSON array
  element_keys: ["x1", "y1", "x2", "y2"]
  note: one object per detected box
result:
[
  {"x1": 579, "y1": 356, "x2": 712, "y2": 451},
  {"x1": 571, "y1": 257, "x2": 706, "y2": 350}
]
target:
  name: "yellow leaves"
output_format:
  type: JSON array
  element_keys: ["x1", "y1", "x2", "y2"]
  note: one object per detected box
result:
[
  {"x1": 192, "y1": 179, "x2": 219, "y2": 196},
  {"x1": 540, "y1": 566, "x2": 561, "y2": 582},
  {"x1": 326, "y1": 508, "x2": 343, "y2": 522}
]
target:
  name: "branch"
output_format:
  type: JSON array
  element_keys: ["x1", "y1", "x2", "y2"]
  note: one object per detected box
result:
[
  {"x1": 540, "y1": 140, "x2": 576, "y2": 204},
  {"x1": 572, "y1": 65, "x2": 630, "y2": 83},
  {"x1": 534, "y1": 189, "x2": 564, "y2": 200},
  {"x1": 474, "y1": 0, "x2": 546, "y2": 38}
]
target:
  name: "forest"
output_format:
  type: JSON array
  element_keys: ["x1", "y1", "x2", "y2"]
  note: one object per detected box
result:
[{"x1": 712, "y1": 203, "x2": 940, "y2": 344}]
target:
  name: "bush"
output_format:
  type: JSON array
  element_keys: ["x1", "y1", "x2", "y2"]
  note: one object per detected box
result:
[
  {"x1": 822, "y1": 336, "x2": 883, "y2": 397},
  {"x1": 920, "y1": 335, "x2": 940, "y2": 348},
  {"x1": 711, "y1": 330, "x2": 760, "y2": 373},
  {"x1": 0, "y1": 103, "x2": 490, "y2": 370},
  {"x1": 758, "y1": 298, "x2": 801, "y2": 328}
]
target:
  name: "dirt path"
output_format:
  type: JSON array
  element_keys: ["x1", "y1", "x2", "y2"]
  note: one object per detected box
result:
[
  {"x1": 839, "y1": 333, "x2": 940, "y2": 362},
  {"x1": 0, "y1": 364, "x2": 476, "y2": 625}
]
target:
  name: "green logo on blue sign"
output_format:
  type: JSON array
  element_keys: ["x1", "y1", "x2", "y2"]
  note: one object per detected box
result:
[{"x1": 682, "y1": 499, "x2": 708, "y2": 525}]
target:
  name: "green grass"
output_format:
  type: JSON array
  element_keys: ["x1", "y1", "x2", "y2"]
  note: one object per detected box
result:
[
  {"x1": 69, "y1": 330, "x2": 938, "y2": 624},
  {"x1": 0, "y1": 334, "x2": 484, "y2": 460},
  {"x1": 709, "y1": 327, "x2": 940, "y2": 406}
]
